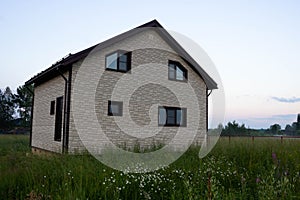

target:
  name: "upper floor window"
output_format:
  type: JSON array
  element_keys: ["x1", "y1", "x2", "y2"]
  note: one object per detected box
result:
[
  {"x1": 50, "y1": 100, "x2": 55, "y2": 115},
  {"x1": 108, "y1": 100, "x2": 123, "y2": 116},
  {"x1": 158, "y1": 106, "x2": 187, "y2": 127},
  {"x1": 168, "y1": 60, "x2": 187, "y2": 81},
  {"x1": 105, "y1": 50, "x2": 131, "y2": 72}
]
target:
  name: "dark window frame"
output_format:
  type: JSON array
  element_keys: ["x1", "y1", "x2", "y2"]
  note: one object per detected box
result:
[
  {"x1": 50, "y1": 100, "x2": 55, "y2": 115},
  {"x1": 105, "y1": 50, "x2": 132, "y2": 73},
  {"x1": 168, "y1": 60, "x2": 188, "y2": 82},
  {"x1": 108, "y1": 100, "x2": 123, "y2": 116},
  {"x1": 158, "y1": 106, "x2": 187, "y2": 127},
  {"x1": 54, "y1": 96, "x2": 63, "y2": 142}
]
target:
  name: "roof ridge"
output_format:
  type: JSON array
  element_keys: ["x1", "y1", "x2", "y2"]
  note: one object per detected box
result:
[
  {"x1": 136, "y1": 19, "x2": 163, "y2": 28},
  {"x1": 25, "y1": 20, "x2": 217, "y2": 89}
]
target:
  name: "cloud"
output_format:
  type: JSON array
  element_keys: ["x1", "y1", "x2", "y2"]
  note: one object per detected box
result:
[{"x1": 271, "y1": 96, "x2": 300, "y2": 103}]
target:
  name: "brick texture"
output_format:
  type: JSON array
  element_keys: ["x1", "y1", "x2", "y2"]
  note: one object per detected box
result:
[{"x1": 32, "y1": 29, "x2": 207, "y2": 153}]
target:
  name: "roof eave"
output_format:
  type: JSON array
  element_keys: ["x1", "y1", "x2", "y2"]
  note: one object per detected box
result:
[{"x1": 25, "y1": 19, "x2": 218, "y2": 90}]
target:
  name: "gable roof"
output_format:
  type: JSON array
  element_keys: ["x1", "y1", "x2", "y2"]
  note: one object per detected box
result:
[{"x1": 25, "y1": 20, "x2": 217, "y2": 90}]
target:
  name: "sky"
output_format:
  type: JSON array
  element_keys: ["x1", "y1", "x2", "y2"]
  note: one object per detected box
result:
[{"x1": 0, "y1": 0, "x2": 299, "y2": 129}]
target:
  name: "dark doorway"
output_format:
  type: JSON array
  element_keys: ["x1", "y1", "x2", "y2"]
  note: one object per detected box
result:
[{"x1": 54, "y1": 96, "x2": 63, "y2": 141}]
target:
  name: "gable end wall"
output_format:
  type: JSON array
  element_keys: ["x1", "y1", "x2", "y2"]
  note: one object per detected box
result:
[{"x1": 68, "y1": 29, "x2": 207, "y2": 153}]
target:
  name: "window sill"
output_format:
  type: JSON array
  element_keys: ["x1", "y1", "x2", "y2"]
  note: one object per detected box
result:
[
  {"x1": 108, "y1": 113, "x2": 122, "y2": 116},
  {"x1": 158, "y1": 124, "x2": 187, "y2": 127},
  {"x1": 168, "y1": 78, "x2": 188, "y2": 83},
  {"x1": 105, "y1": 68, "x2": 131, "y2": 73}
]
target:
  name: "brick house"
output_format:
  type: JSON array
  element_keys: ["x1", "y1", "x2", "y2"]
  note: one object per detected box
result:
[{"x1": 25, "y1": 20, "x2": 217, "y2": 154}]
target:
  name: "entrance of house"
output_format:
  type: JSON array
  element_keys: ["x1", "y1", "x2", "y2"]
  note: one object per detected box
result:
[{"x1": 54, "y1": 96, "x2": 63, "y2": 141}]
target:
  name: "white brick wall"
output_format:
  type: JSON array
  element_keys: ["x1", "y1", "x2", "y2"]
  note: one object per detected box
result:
[
  {"x1": 68, "y1": 29, "x2": 207, "y2": 153},
  {"x1": 32, "y1": 72, "x2": 68, "y2": 153},
  {"x1": 32, "y1": 29, "x2": 207, "y2": 153}
]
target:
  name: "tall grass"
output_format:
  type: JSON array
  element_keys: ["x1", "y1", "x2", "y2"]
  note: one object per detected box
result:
[{"x1": 0, "y1": 135, "x2": 299, "y2": 199}]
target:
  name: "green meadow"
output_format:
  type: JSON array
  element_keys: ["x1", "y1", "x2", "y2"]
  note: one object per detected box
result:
[{"x1": 0, "y1": 135, "x2": 299, "y2": 199}]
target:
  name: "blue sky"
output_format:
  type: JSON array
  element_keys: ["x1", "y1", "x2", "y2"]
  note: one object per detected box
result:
[{"x1": 0, "y1": 0, "x2": 299, "y2": 129}]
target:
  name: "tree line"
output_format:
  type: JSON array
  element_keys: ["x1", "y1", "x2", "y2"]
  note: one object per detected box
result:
[
  {"x1": 219, "y1": 115, "x2": 300, "y2": 136},
  {"x1": 1, "y1": 84, "x2": 300, "y2": 137},
  {"x1": 0, "y1": 85, "x2": 33, "y2": 132}
]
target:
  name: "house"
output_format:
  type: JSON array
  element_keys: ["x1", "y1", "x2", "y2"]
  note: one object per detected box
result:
[{"x1": 25, "y1": 20, "x2": 217, "y2": 154}]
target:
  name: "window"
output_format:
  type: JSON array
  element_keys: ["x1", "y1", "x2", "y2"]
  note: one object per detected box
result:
[
  {"x1": 108, "y1": 101, "x2": 123, "y2": 116},
  {"x1": 158, "y1": 106, "x2": 187, "y2": 127},
  {"x1": 105, "y1": 50, "x2": 131, "y2": 72},
  {"x1": 54, "y1": 96, "x2": 63, "y2": 142},
  {"x1": 50, "y1": 101, "x2": 55, "y2": 115},
  {"x1": 168, "y1": 60, "x2": 187, "y2": 81}
]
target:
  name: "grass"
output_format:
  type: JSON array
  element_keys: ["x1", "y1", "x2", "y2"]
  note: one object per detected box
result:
[{"x1": 0, "y1": 135, "x2": 300, "y2": 199}]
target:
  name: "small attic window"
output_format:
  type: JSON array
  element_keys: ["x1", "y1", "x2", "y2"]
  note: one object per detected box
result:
[
  {"x1": 168, "y1": 60, "x2": 187, "y2": 81},
  {"x1": 105, "y1": 50, "x2": 131, "y2": 72}
]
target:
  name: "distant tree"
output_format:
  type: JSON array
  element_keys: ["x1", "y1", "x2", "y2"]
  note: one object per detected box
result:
[
  {"x1": 13, "y1": 84, "x2": 33, "y2": 127},
  {"x1": 270, "y1": 124, "x2": 281, "y2": 135},
  {"x1": 222, "y1": 121, "x2": 248, "y2": 136},
  {"x1": 208, "y1": 123, "x2": 224, "y2": 135},
  {"x1": 289, "y1": 122, "x2": 300, "y2": 136},
  {"x1": 0, "y1": 87, "x2": 15, "y2": 129},
  {"x1": 283, "y1": 114, "x2": 300, "y2": 136},
  {"x1": 284, "y1": 124, "x2": 294, "y2": 135},
  {"x1": 292, "y1": 122, "x2": 298, "y2": 131},
  {"x1": 297, "y1": 114, "x2": 300, "y2": 130},
  {"x1": 217, "y1": 123, "x2": 224, "y2": 130}
]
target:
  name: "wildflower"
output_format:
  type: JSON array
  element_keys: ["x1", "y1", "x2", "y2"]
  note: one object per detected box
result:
[
  {"x1": 272, "y1": 152, "x2": 277, "y2": 160},
  {"x1": 256, "y1": 178, "x2": 261, "y2": 183}
]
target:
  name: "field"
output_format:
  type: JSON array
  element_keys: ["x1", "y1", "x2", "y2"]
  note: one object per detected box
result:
[{"x1": 0, "y1": 135, "x2": 300, "y2": 199}]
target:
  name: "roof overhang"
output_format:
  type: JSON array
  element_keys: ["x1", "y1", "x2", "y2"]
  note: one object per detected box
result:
[{"x1": 26, "y1": 20, "x2": 218, "y2": 90}]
